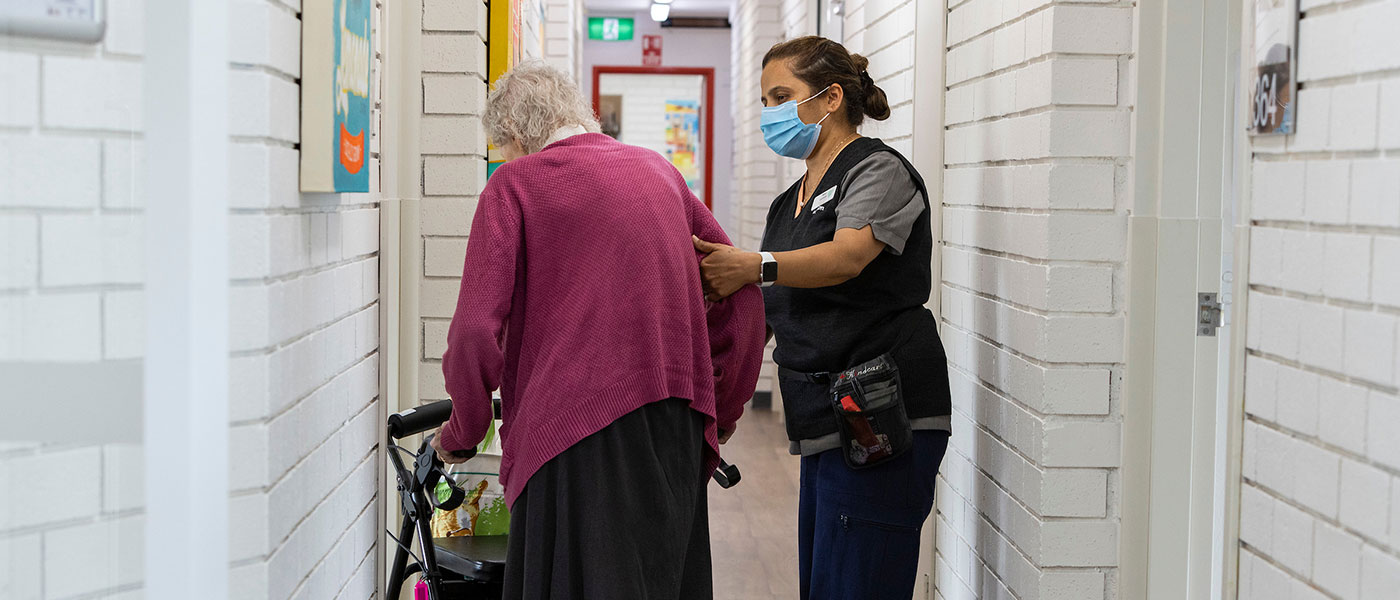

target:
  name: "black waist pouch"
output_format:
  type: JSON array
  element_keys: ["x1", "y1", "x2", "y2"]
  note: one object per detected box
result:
[{"x1": 829, "y1": 354, "x2": 913, "y2": 469}]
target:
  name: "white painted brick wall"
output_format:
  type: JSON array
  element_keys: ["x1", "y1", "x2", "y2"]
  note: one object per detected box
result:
[
  {"x1": 424, "y1": 74, "x2": 487, "y2": 115},
  {"x1": 1239, "y1": 1, "x2": 1400, "y2": 598},
  {"x1": 0, "y1": 52, "x2": 39, "y2": 128},
  {"x1": 417, "y1": 0, "x2": 489, "y2": 404},
  {"x1": 543, "y1": 0, "x2": 581, "y2": 76},
  {"x1": 0, "y1": 293, "x2": 103, "y2": 362},
  {"x1": 40, "y1": 215, "x2": 144, "y2": 287},
  {"x1": 1350, "y1": 159, "x2": 1400, "y2": 228},
  {"x1": 229, "y1": 69, "x2": 301, "y2": 143},
  {"x1": 725, "y1": 0, "x2": 801, "y2": 394},
  {"x1": 0, "y1": 136, "x2": 102, "y2": 208},
  {"x1": 1362, "y1": 545, "x2": 1400, "y2": 600},
  {"x1": 929, "y1": 0, "x2": 1131, "y2": 595},
  {"x1": 0, "y1": 1, "x2": 384, "y2": 597},
  {"x1": 1369, "y1": 393, "x2": 1400, "y2": 471},
  {"x1": 231, "y1": 0, "x2": 301, "y2": 78},
  {"x1": 730, "y1": 0, "x2": 785, "y2": 254},
  {"x1": 425, "y1": 0, "x2": 487, "y2": 34},
  {"x1": 42, "y1": 515, "x2": 143, "y2": 598},
  {"x1": 41, "y1": 56, "x2": 142, "y2": 131},
  {"x1": 423, "y1": 33, "x2": 488, "y2": 76},
  {"x1": 0, "y1": 215, "x2": 38, "y2": 290}
]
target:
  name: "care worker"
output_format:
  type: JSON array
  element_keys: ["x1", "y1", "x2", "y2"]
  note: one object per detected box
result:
[{"x1": 693, "y1": 36, "x2": 952, "y2": 600}]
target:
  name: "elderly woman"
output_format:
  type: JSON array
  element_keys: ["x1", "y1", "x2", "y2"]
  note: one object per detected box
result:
[{"x1": 428, "y1": 61, "x2": 767, "y2": 599}]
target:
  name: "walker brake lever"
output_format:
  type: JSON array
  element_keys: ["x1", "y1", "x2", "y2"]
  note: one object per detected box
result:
[{"x1": 712, "y1": 459, "x2": 742, "y2": 489}]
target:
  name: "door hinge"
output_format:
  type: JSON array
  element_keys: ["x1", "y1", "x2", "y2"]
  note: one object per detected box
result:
[{"x1": 1198, "y1": 293, "x2": 1223, "y2": 337}]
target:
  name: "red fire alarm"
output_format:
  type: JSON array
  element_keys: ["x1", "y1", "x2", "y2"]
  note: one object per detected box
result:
[{"x1": 642, "y1": 34, "x2": 662, "y2": 66}]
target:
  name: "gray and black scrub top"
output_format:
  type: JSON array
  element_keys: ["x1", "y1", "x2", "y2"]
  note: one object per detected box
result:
[{"x1": 759, "y1": 137, "x2": 952, "y2": 456}]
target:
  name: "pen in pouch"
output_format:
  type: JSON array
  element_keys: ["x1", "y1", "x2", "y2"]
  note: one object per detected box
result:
[{"x1": 840, "y1": 394, "x2": 891, "y2": 464}]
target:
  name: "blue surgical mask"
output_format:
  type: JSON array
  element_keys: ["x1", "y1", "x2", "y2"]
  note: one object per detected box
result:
[{"x1": 761, "y1": 85, "x2": 832, "y2": 159}]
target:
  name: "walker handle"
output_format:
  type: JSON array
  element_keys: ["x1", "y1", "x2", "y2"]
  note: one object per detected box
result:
[{"x1": 388, "y1": 400, "x2": 453, "y2": 440}]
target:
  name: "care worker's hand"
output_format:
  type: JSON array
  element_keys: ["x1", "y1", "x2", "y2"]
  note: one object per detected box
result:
[
  {"x1": 430, "y1": 429, "x2": 471, "y2": 465},
  {"x1": 693, "y1": 236, "x2": 761, "y2": 302}
]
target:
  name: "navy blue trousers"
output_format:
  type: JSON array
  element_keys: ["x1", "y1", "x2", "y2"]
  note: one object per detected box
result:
[{"x1": 798, "y1": 430, "x2": 950, "y2": 600}]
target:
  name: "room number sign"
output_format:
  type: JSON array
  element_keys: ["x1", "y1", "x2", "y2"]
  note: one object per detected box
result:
[{"x1": 1250, "y1": 0, "x2": 1297, "y2": 136}]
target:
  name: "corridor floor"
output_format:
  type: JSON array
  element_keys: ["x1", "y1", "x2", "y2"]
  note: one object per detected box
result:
[{"x1": 709, "y1": 408, "x2": 802, "y2": 599}]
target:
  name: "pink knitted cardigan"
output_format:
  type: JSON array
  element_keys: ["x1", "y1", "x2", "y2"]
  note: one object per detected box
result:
[{"x1": 438, "y1": 133, "x2": 767, "y2": 508}]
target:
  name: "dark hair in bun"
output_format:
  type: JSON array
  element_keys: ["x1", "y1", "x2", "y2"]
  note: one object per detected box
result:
[{"x1": 762, "y1": 36, "x2": 891, "y2": 126}]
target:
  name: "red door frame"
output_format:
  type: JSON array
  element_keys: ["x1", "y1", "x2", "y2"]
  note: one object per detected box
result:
[{"x1": 591, "y1": 66, "x2": 716, "y2": 209}]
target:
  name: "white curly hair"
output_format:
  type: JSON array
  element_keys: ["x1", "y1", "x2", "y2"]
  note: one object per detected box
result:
[{"x1": 484, "y1": 60, "x2": 601, "y2": 155}]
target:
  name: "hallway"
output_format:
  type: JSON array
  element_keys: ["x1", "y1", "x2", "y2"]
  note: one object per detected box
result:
[
  {"x1": 708, "y1": 409, "x2": 801, "y2": 599},
  {"x1": 7, "y1": 0, "x2": 1400, "y2": 598}
]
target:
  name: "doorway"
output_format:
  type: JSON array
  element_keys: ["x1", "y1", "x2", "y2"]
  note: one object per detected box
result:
[
  {"x1": 591, "y1": 66, "x2": 716, "y2": 209},
  {"x1": 1120, "y1": 0, "x2": 1248, "y2": 598}
]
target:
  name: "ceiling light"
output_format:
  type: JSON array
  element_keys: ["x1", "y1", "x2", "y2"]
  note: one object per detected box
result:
[
  {"x1": 650, "y1": 3, "x2": 671, "y2": 21},
  {"x1": 654, "y1": 0, "x2": 673, "y2": 3}
]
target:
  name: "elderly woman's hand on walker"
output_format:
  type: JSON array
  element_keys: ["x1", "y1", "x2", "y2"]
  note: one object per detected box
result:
[
  {"x1": 693, "y1": 236, "x2": 761, "y2": 302},
  {"x1": 429, "y1": 429, "x2": 471, "y2": 465}
]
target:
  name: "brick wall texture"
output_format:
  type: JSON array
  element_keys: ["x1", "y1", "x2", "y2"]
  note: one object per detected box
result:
[
  {"x1": 0, "y1": 0, "x2": 384, "y2": 598},
  {"x1": 932, "y1": 0, "x2": 1131, "y2": 598},
  {"x1": 418, "y1": 0, "x2": 489, "y2": 404},
  {"x1": 1238, "y1": 1, "x2": 1400, "y2": 598}
]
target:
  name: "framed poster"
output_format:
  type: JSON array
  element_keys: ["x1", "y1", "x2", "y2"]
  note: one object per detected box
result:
[
  {"x1": 1250, "y1": 0, "x2": 1297, "y2": 135},
  {"x1": 301, "y1": 0, "x2": 372, "y2": 192},
  {"x1": 664, "y1": 100, "x2": 700, "y2": 190}
]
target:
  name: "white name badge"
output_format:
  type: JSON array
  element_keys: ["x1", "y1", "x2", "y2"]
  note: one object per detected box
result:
[{"x1": 810, "y1": 187, "x2": 837, "y2": 213}]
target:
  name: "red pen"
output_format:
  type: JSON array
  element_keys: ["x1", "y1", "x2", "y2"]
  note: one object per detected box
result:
[{"x1": 840, "y1": 395, "x2": 890, "y2": 463}]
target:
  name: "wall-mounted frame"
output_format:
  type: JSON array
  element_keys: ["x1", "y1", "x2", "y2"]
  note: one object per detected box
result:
[
  {"x1": 301, "y1": 0, "x2": 373, "y2": 192},
  {"x1": 1, "y1": 0, "x2": 106, "y2": 43},
  {"x1": 1249, "y1": 0, "x2": 1297, "y2": 135},
  {"x1": 487, "y1": 0, "x2": 549, "y2": 179}
]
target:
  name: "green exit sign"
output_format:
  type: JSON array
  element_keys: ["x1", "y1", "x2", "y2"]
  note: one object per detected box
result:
[{"x1": 588, "y1": 17, "x2": 634, "y2": 41}]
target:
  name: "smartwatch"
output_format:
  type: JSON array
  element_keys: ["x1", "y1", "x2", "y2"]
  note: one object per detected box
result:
[{"x1": 759, "y1": 252, "x2": 778, "y2": 287}]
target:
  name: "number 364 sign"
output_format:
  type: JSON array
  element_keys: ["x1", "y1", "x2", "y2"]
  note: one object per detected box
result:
[{"x1": 1251, "y1": 0, "x2": 1298, "y2": 136}]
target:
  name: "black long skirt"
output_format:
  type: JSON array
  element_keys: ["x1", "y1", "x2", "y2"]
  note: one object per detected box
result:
[{"x1": 502, "y1": 398, "x2": 713, "y2": 600}]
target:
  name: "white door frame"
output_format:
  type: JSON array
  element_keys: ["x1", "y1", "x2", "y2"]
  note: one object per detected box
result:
[
  {"x1": 910, "y1": 0, "x2": 946, "y2": 597},
  {"x1": 1120, "y1": 0, "x2": 1245, "y2": 598},
  {"x1": 1218, "y1": 0, "x2": 1257, "y2": 596},
  {"x1": 143, "y1": 0, "x2": 230, "y2": 596},
  {"x1": 381, "y1": 0, "x2": 424, "y2": 423},
  {"x1": 378, "y1": 0, "x2": 423, "y2": 592}
]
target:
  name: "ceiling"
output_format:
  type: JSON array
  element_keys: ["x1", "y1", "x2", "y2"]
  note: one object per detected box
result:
[{"x1": 582, "y1": 0, "x2": 733, "y2": 16}]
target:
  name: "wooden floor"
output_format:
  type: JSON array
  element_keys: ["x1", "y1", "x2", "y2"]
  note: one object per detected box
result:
[{"x1": 709, "y1": 408, "x2": 802, "y2": 599}]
